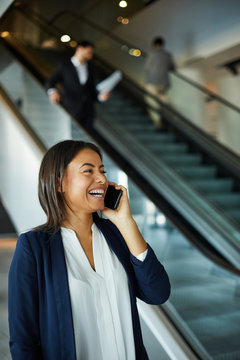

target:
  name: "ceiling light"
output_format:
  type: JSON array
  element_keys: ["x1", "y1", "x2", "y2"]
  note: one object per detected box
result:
[
  {"x1": 119, "y1": 1, "x2": 127, "y2": 8},
  {"x1": 60, "y1": 34, "x2": 71, "y2": 43}
]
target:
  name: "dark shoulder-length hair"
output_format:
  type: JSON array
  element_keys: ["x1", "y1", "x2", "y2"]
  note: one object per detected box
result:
[{"x1": 37, "y1": 140, "x2": 102, "y2": 233}]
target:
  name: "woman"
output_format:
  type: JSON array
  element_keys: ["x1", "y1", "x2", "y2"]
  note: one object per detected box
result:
[{"x1": 8, "y1": 140, "x2": 170, "y2": 360}]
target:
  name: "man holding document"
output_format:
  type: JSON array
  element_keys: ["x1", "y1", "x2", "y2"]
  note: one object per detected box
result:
[{"x1": 46, "y1": 40, "x2": 121, "y2": 128}]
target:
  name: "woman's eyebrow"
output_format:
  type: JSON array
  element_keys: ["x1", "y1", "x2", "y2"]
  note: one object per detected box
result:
[{"x1": 80, "y1": 163, "x2": 104, "y2": 168}]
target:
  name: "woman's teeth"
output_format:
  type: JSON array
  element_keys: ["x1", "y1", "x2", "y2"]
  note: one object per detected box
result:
[{"x1": 89, "y1": 190, "x2": 104, "y2": 198}]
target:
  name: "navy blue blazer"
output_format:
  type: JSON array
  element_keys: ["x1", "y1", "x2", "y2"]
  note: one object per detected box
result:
[{"x1": 8, "y1": 217, "x2": 170, "y2": 360}]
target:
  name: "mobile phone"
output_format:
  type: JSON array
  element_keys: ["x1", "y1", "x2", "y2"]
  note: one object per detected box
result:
[{"x1": 104, "y1": 185, "x2": 122, "y2": 210}]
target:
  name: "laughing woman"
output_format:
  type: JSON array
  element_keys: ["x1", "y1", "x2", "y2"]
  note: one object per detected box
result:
[{"x1": 8, "y1": 140, "x2": 170, "y2": 360}]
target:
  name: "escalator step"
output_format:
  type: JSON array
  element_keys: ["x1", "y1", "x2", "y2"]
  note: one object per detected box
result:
[
  {"x1": 225, "y1": 208, "x2": 240, "y2": 222},
  {"x1": 189, "y1": 178, "x2": 233, "y2": 193},
  {"x1": 107, "y1": 106, "x2": 143, "y2": 114},
  {"x1": 135, "y1": 131, "x2": 175, "y2": 141},
  {"x1": 175, "y1": 165, "x2": 217, "y2": 179},
  {"x1": 161, "y1": 154, "x2": 202, "y2": 165},
  {"x1": 117, "y1": 116, "x2": 150, "y2": 125},
  {"x1": 207, "y1": 193, "x2": 240, "y2": 209},
  {"x1": 148, "y1": 143, "x2": 188, "y2": 153}
]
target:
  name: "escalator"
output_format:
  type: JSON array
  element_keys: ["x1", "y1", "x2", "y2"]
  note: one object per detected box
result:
[{"x1": 1, "y1": 4, "x2": 240, "y2": 360}]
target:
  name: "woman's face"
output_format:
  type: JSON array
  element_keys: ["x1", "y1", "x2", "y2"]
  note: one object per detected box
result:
[{"x1": 61, "y1": 148, "x2": 107, "y2": 215}]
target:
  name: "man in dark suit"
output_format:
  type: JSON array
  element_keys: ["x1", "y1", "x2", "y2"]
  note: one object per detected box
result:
[{"x1": 46, "y1": 40, "x2": 109, "y2": 128}]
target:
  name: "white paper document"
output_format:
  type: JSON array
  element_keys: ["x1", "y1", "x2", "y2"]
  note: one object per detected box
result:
[{"x1": 96, "y1": 70, "x2": 122, "y2": 93}]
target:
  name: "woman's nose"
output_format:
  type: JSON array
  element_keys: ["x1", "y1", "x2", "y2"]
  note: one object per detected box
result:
[{"x1": 96, "y1": 173, "x2": 106, "y2": 184}]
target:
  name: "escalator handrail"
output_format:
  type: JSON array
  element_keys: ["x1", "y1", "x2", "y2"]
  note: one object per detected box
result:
[
  {"x1": 2, "y1": 36, "x2": 240, "y2": 276},
  {"x1": 94, "y1": 56, "x2": 240, "y2": 179},
  {"x1": 9, "y1": 4, "x2": 240, "y2": 115},
  {"x1": 3, "y1": 5, "x2": 240, "y2": 181},
  {"x1": 45, "y1": 8, "x2": 240, "y2": 114}
]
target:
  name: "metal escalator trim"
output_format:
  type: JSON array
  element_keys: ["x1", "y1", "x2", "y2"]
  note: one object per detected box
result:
[
  {"x1": 84, "y1": 127, "x2": 239, "y2": 276},
  {"x1": 14, "y1": 3, "x2": 240, "y2": 115},
  {"x1": 94, "y1": 56, "x2": 240, "y2": 179},
  {"x1": 95, "y1": 109, "x2": 240, "y2": 271},
  {"x1": 0, "y1": 83, "x2": 46, "y2": 155},
  {"x1": 2, "y1": 7, "x2": 240, "y2": 181},
  {"x1": 2, "y1": 30, "x2": 240, "y2": 275},
  {"x1": 138, "y1": 300, "x2": 206, "y2": 360}
]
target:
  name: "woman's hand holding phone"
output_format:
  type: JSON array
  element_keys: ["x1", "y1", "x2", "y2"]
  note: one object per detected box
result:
[
  {"x1": 102, "y1": 182, "x2": 147, "y2": 257},
  {"x1": 102, "y1": 182, "x2": 132, "y2": 225}
]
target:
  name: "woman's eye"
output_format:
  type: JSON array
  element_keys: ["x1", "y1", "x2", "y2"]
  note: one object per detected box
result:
[
  {"x1": 101, "y1": 170, "x2": 107, "y2": 174},
  {"x1": 84, "y1": 169, "x2": 93, "y2": 173}
]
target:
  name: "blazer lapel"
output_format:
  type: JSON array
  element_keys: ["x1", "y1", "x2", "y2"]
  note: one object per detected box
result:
[{"x1": 50, "y1": 231, "x2": 76, "y2": 360}]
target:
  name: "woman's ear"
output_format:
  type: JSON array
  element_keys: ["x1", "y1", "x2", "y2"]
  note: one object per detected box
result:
[{"x1": 57, "y1": 177, "x2": 62, "y2": 193}]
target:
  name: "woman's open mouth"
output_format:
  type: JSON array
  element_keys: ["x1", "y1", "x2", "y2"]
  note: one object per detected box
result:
[{"x1": 88, "y1": 189, "x2": 105, "y2": 200}]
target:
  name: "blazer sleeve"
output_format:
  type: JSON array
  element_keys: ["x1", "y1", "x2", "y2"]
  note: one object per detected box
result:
[
  {"x1": 8, "y1": 233, "x2": 43, "y2": 360},
  {"x1": 130, "y1": 244, "x2": 171, "y2": 305},
  {"x1": 88, "y1": 63, "x2": 98, "y2": 102},
  {"x1": 45, "y1": 63, "x2": 64, "y2": 91},
  {"x1": 102, "y1": 218, "x2": 171, "y2": 306}
]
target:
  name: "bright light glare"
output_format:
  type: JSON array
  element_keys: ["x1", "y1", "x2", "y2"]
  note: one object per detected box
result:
[
  {"x1": 128, "y1": 48, "x2": 142, "y2": 57},
  {"x1": 146, "y1": 200, "x2": 156, "y2": 214},
  {"x1": 156, "y1": 214, "x2": 166, "y2": 226},
  {"x1": 117, "y1": 170, "x2": 128, "y2": 190},
  {"x1": 121, "y1": 18, "x2": 129, "y2": 24},
  {"x1": 60, "y1": 34, "x2": 71, "y2": 43},
  {"x1": 133, "y1": 49, "x2": 141, "y2": 57},
  {"x1": 69, "y1": 40, "x2": 77, "y2": 48},
  {"x1": 1, "y1": 31, "x2": 9, "y2": 38},
  {"x1": 119, "y1": 1, "x2": 127, "y2": 8}
]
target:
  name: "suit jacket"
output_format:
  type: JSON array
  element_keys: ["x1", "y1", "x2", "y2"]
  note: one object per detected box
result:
[
  {"x1": 46, "y1": 60, "x2": 98, "y2": 123},
  {"x1": 8, "y1": 217, "x2": 170, "y2": 360},
  {"x1": 144, "y1": 48, "x2": 175, "y2": 88}
]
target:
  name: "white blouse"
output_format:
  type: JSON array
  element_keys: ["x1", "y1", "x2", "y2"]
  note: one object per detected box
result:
[
  {"x1": 61, "y1": 223, "x2": 146, "y2": 360},
  {"x1": 71, "y1": 56, "x2": 88, "y2": 85}
]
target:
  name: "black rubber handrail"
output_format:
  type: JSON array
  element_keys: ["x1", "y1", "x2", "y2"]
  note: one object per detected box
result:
[
  {"x1": 46, "y1": 8, "x2": 240, "y2": 114},
  {"x1": 11, "y1": 4, "x2": 240, "y2": 115},
  {"x1": 3, "y1": 4, "x2": 240, "y2": 181},
  {"x1": 94, "y1": 55, "x2": 240, "y2": 180}
]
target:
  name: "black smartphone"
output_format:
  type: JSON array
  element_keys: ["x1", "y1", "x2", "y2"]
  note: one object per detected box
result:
[{"x1": 104, "y1": 185, "x2": 122, "y2": 210}]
